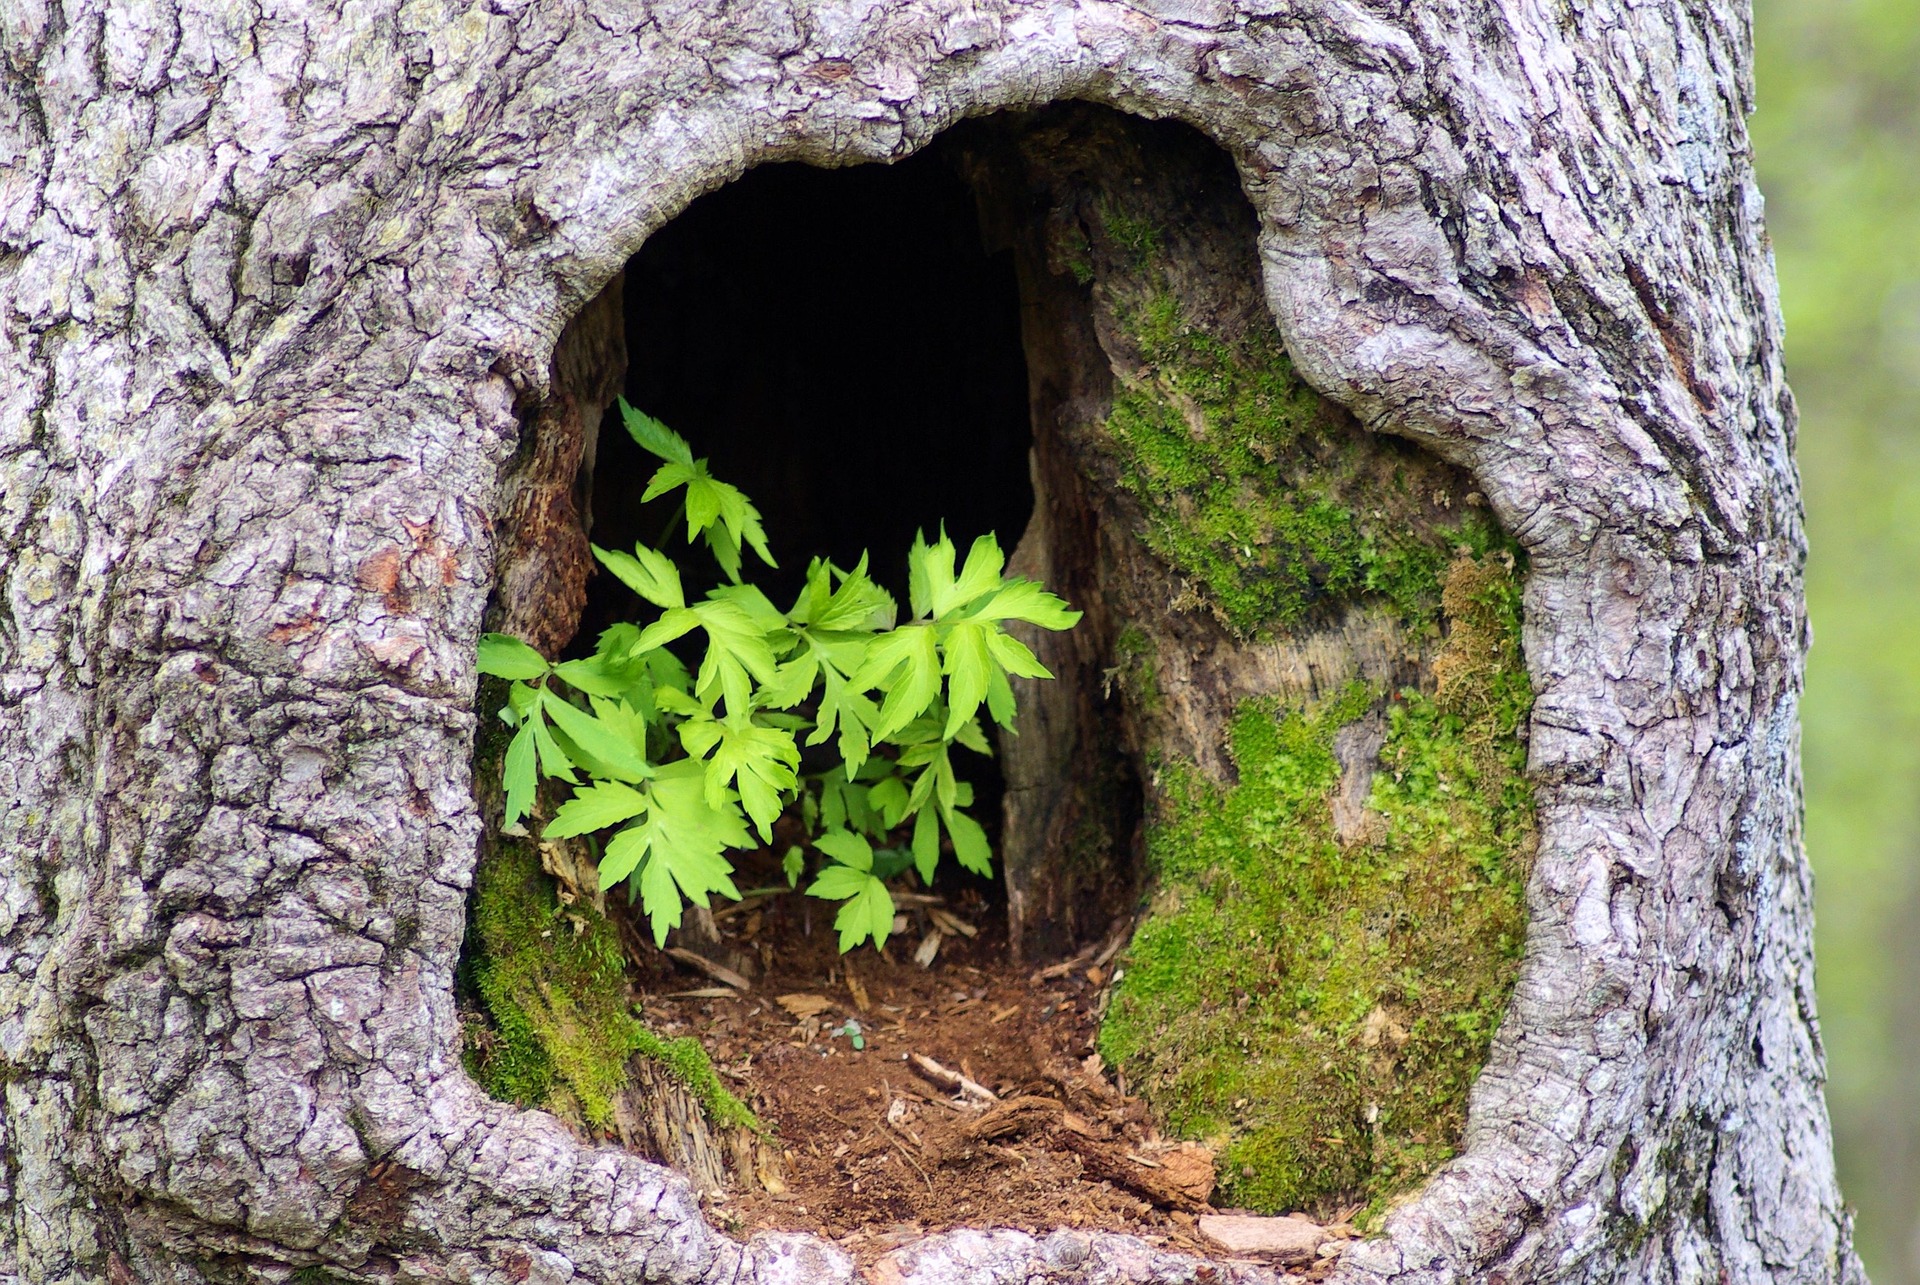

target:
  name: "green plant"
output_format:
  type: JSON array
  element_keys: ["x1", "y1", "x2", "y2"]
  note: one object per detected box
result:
[{"x1": 477, "y1": 400, "x2": 1080, "y2": 953}]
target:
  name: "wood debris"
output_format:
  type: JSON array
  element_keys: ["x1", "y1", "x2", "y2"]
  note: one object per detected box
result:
[
  {"x1": 909, "y1": 1053, "x2": 999, "y2": 1105},
  {"x1": 667, "y1": 947, "x2": 751, "y2": 992}
]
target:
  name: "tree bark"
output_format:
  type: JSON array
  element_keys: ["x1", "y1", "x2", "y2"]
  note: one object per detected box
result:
[{"x1": 0, "y1": 2, "x2": 1857, "y2": 1284}]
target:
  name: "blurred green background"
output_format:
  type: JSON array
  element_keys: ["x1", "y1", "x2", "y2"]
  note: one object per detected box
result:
[{"x1": 1752, "y1": 0, "x2": 1920, "y2": 1280}]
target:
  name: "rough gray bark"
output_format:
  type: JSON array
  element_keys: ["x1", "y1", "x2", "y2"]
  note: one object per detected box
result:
[{"x1": 0, "y1": 2, "x2": 1856, "y2": 1285}]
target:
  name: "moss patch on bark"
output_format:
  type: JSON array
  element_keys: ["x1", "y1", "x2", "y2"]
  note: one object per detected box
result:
[
  {"x1": 1099, "y1": 554, "x2": 1534, "y2": 1218},
  {"x1": 460, "y1": 732, "x2": 757, "y2": 1135},
  {"x1": 1103, "y1": 286, "x2": 1500, "y2": 638}
]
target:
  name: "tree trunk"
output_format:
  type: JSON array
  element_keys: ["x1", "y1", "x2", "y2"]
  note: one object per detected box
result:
[{"x1": 0, "y1": 2, "x2": 1859, "y2": 1283}]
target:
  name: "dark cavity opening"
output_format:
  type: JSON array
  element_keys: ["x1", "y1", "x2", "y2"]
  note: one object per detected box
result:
[
  {"x1": 583, "y1": 149, "x2": 1034, "y2": 620},
  {"x1": 575, "y1": 136, "x2": 1051, "y2": 927}
]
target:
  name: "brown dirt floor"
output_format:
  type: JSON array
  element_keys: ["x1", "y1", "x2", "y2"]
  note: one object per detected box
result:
[{"x1": 616, "y1": 875, "x2": 1357, "y2": 1273}]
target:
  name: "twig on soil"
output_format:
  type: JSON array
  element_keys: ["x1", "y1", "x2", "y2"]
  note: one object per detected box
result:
[
  {"x1": 665, "y1": 947, "x2": 751, "y2": 992},
  {"x1": 909, "y1": 1053, "x2": 1000, "y2": 1105}
]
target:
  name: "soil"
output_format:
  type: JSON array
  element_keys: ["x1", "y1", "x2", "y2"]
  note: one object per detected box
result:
[{"x1": 615, "y1": 868, "x2": 1355, "y2": 1273}]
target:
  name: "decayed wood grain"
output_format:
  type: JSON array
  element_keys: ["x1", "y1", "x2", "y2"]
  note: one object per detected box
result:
[{"x1": 0, "y1": 0, "x2": 1855, "y2": 1281}]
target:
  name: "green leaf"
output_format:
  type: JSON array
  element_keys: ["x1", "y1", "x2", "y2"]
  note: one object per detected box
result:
[
  {"x1": 809, "y1": 664, "x2": 878, "y2": 773},
  {"x1": 907, "y1": 528, "x2": 953, "y2": 621},
  {"x1": 603, "y1": 763, "x2": 749, "y2": 944},
  {"x1": 984, "y1": 664, "x2": 1017, "y2": 729},
  {"x1": 529, "y1": 711, "x2": 577, "y2": 782},
  {"x1": 600, "y1": 824, "x2": 650, "y2": 886},
  {"x1": 592, "y1": 542, "x2": 685, "y2": 610},
  {"x1": 871, "y1": 845, "x2": 917, "y2": 881},
  {"x1": 952, "y1": 714, "x2": 993, "y2": 755},
  {"x1": 503, "y1": 723, "x2": 537, "y2": 828},
  {"x1": 857, "y1": 625, "x2": 941, "y2": 742},
  {"x1": 985, "y1": 628, "x2": 1054, "y2": 680},
  {"x1": 620, "y1": 398, "x2": 694, "y2": 465},
  {"x1": 948, "y1": 534, "x2": 1006, "y2": 616},
  {"x1": 477, "y1": 633, "x2": 549, "y2": 680},
  {"x1": 545, "y1": 780, "x2": 649, "y2": 838},
  {"x1": 869, "y1": 775, "x2": 910, "y2": 829},
  {"x1": 806, "y1": 867, "x2": 896, "y2": 952},
  {"x1": 944, "y1": 806, "x2": 993, "y2": 877},
  {"x1": 681, "y1": 717, "x2": 799, "y2": 840},
  {"x1": 540, "y1": 689, "x2": 652, "y2": 783},
  {"x1": 550, "y1": 655, "x2": 632, "y2": 698},
  {"x1": 814, "y1": 829, "x2": 873, "y2": 872},
  {"x1": 976, "y1": 579, "x2": 1082, "y2": 631},
  {"x1": 912, "y1": 806, "x2": 939, "y2": 883},
  {"x1": 810, "y1": 556, "x2": 897, "y2": 631},
  {"x1": 942, "y1": 619, "x2": 994, "y2": 739},
  {"x1": 783, "y1": 845, "x2": 805, "y2": 887},
  {"x1": 633, "y1": 606, "x2": 701, "y2": 655}
]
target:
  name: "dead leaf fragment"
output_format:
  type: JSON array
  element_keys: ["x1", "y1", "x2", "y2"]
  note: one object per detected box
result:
[{"x1": 777, "y1": 993, "x2": 835, "y2": 1019}]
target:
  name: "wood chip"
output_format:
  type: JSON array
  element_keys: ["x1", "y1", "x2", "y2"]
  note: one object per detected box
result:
[
  {"x1": 913, "y1": 930, "x2": 943, "y2": 968},
  {"x1": 926, "y1": 907, "x2": 978, "y2": 938},
  {"x1": 665, "y1": 947, "x2": 750, "y2": 992},
  {"x1": 1197, "y1": 1214, "x2": 1326, "y2": 1264},
  {"x1": 664, "y1": 987, "x2": 742, "y2": 999},
  {"x1": 777, "y1": 993, "x2": 835, "y2": 1019},
  {"x1": 964, "y1": 1095, "x2": 1061, "y2": 1142},
  {"x1": 987, "y1": 1003, "x2": 1021, "y2": 1024},
  {"x1": 846, "y1": 971, "x2": 871, "y2": 1013},
  {"x1": 909, "y1": 1053, "x2": 999, "y2": 1105}
]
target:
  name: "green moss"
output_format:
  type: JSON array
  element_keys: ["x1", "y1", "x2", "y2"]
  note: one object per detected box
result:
[
  {"x1": 465, "y1": 840, "x2": 640, "y2": 1127},
  {"x1": 464, "y1": 839, "x2": 759, "y2": 1135},
  {"x1": 1113, "y1": 623, "x2": 1163, "y2": 713},
  {"x1": 1099, "y1": 269, "x2": 1506, "y2": 637},
  {"x1": 1099, "y1": 555, "x2": 1534, "y2": 1218},
  {"x1": 632, "y1": 1027, "x2": 763, "y2": 1135}
]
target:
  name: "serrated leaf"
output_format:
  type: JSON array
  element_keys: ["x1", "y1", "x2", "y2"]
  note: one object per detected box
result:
[
  {"x1": 812, "y1": 555, "x2": 897, "y2": 631},
  {"x1": 621, "y1": 399, "x2": 694, "y2": 465},
  {"x1": 869, "y1": 775, "x2": 910, "y2": 829},
  {"x1": 529, "y1": 711, "x2": 577, "y2": 782},
  {"x1": 942, "y1": 619, "x2": 994, "y2": 739},
  {"x1": 807, "y1": 863, "x2": 872, "y2": 900},
  {"x1": 601, "y1": 823, "x2": 650, "y2": 886},
  {"x1": 503, "y1": 723, "x2": 537, "y2": 828},
  {"x1": 952, "y1": 715, "x2": 992, "y2": 755},
  {"x1": 985, "y1": 627, "x2": 1053, "y2": 680},
  {"x1": 814, "y1": 829, "x2": 873, "y2": 872},
  {"x1": 907, "y1": 529, "x2": 953, "y2": 621},
  {"x1": 684, "y1": 473, "x2": 724, "y2": 535},
  {"x1": 912, "y1": 806, "x2": 939, "y2": 883},
  {"x1": 946, "y1": 534, "x2": 1006, "y2": 617},
  {"x1": 608, "y1": 764, "x2": 749, "y2": 944},
  {"x1": 633, "y1": 606, "x2": 701, "y2": 655},
  {"x1": 944, "y1": 806, "x2": 992, "y2": 877},
  {"x1": 637, "y1": 847, "x2": 683, "y2": 944},
  {"x1": 844, "y1": 876, "x2": 897, "y2": 952},
  {"x1": 682, "y1": 718, "x2": 799, "y2": 840},
  {"x1": 477, "y1": 633, "x2": 549, "y2": 680},
  {"x1": 592, "y1": 542, "x2": 684, "y2": 609},
  {"x1": 783, "y1": 845, "x2": 805, "y2": 887},
  {"x1": 550, "y1": 655, "x2": 631, "y2": 698},
  {"x1": 984, "y1": 664, "x2": 1017, "y2": 729},
  {"x1": 545, "y1": 780, "x2": 649, "y2": 838},
  {"x1": 541, "y1": 689, "x2": 651, "y2": 782},
  {"x1": 976, "y1": 579, "x2": 1082, "y2": 631},
  {"x1": 806, "y1": 868, "x2": 895, "y2": 953},
  {"x1": 857, "y1": 625, "x2": 941, "y2": 742}
]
